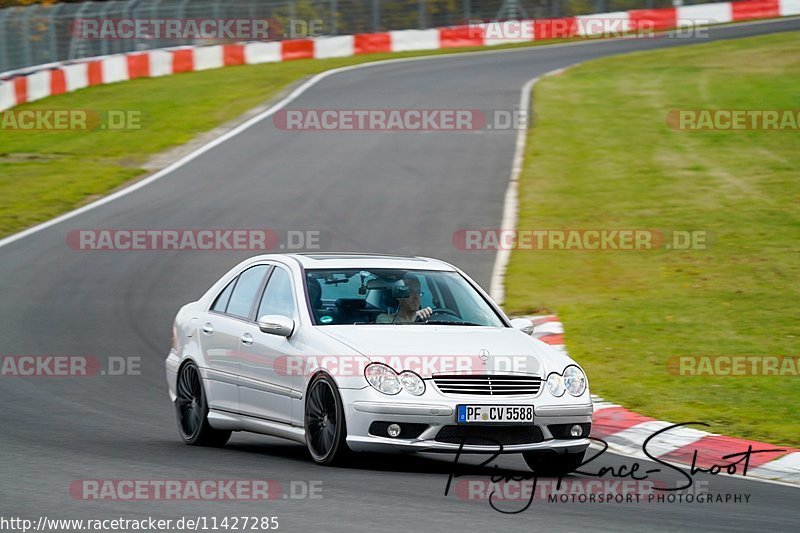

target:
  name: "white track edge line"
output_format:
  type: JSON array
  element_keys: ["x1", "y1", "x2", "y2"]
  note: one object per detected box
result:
[{"x1": 488, "y1": 76, "x2": 537, "y2": 304}]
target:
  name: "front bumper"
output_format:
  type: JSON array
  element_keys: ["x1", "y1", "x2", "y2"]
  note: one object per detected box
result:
[{"x1": 340, "y1": 388, "x2": 592, "y2": 454}]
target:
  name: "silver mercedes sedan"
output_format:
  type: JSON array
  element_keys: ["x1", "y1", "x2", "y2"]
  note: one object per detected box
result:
[{"x1": 165, "y1": 253, "x2": 592, "y2": 474}]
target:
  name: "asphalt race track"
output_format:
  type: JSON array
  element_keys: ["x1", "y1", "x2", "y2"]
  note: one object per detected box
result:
[{"x1": 1, "y1": 17, "x2": 799, "y2": 533}]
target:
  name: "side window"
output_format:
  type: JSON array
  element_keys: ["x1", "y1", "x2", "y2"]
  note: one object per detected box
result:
[
  {"x1": 226, "y1": 265, "x2": 269, "y2": 319},
  {"x1": 257, "y1": 268, "x2": 296, "y2": 319},
  {"x1": 211, "y1": 278, "x2": 236, "y2": 313}
]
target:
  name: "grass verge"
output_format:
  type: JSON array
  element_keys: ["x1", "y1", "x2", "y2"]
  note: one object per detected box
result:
[{"x1": 505, "y1": 31, "x2": 800, "y2": 446}]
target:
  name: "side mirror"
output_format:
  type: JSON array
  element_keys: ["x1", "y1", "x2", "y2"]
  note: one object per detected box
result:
[
  {"x1": 258, "y1": 315, "x2": 295, "y2": 337},
  {"x1": 510, "y1": 318, "x2": 534, "y2": 336}
]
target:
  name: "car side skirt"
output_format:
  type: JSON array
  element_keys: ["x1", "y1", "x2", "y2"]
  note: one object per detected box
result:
[{"x1": 207, "y1": 409, "x2": 306, "y2": 445}]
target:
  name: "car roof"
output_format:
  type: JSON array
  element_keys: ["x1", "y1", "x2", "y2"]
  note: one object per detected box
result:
[{"x1": 282, "y1": 252, "x2": 457, "y2": 271}]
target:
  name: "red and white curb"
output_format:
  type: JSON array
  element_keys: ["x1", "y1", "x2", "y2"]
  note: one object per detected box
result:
[
  {"x1": 528, "y1": 315, "x2": 800, "y2": 485},
  {"x1": 1, "y1": 0, "x2": 799, "y2": 113}
]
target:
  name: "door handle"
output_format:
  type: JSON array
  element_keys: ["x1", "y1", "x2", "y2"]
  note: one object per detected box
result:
[
  {"x1": 240, "y1": 332, "x2": 254, "y2": 346},
  {"x1": 202, "y1": 323, "x2": 214, "y2": 335}
]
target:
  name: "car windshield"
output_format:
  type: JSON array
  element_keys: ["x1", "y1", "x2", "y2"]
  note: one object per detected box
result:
[{"x1": 304, "y1": 268, "x2": 505, "y2": 327}]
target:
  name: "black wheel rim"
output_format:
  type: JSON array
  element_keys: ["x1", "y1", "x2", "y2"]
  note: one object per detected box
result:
[
  {"x1": 177, "y1": 364, "x2": 203, "y2": 439},
  {"x1": 306, "y1": 380, "x2": 337, "y2": 459}
]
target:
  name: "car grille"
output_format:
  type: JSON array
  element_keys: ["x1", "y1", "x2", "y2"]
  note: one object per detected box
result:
[
  {"x1": 435, "y1": 425, "x2": 544, "y2": 446},
  {"x1": 432, "y1": 374, "x2": 542, "y2": 396}
]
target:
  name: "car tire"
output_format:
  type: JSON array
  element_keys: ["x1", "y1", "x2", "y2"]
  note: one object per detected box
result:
[
  {"x1": 523, "y1": 450, "x2": 585, "y2": 476},
  {"x1": 304, "y1": 373, "x2": 351, "y2": 465},
  {"x1": 175, "y1": 361, "x2": 231, "y2": 447}
]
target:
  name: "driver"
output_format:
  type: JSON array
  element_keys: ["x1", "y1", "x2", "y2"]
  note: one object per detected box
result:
[{"x1": 376, "y1": 274, "x2": 432, "y2": 324}]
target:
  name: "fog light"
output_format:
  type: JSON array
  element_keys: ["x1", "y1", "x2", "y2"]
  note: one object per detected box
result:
[
  {"x1": 387, "y1": 424, "x2": 401, "y2": 438},
  {"x1": 570, "y1": 424, "x2": 583, "y2": 437}
]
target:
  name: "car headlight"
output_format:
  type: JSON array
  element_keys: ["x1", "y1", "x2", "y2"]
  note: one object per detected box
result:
[
  {"x1": 563, "y1": 365, "x2": 587, "y2": 396},
  {"x1": 546, "y1": 373, "x2": 565, "y2": 397},
  {"x1": 364, "y1": 363, "x2": 401, "y2": 395},
  {"x1": 399, "y1": 371, "x2": 425, "y2": 396}
]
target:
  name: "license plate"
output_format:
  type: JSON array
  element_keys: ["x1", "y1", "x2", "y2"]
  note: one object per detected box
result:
[{"x1": 456, "y1": 405, "x2": 534, "y2": 424}]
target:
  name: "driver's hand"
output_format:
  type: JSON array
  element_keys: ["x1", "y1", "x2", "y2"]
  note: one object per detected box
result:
[{"x1": 415, "y1": 307, "x2": 433, "y2": 320}]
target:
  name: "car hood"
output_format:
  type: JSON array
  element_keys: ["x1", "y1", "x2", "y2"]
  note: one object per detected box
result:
[{"x1": 316, "y1": 325, "x2": 575, "y2": 378}]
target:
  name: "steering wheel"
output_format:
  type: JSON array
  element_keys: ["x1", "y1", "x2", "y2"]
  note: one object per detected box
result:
[{"x1": 421, "y1": 307, "x2": 461, "y2": 322}]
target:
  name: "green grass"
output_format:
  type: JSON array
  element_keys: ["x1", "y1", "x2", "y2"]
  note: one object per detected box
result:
[
  {"x1": 0, "y1": 38, "x2": 582, "y2": 238},
  {"x1": 505, "y1": 31, "x2": 800, "y2": 447}
]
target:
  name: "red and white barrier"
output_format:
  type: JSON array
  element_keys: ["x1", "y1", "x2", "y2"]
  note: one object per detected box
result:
[
  {"x1": 193, "y1": 45, "x2": 225, "y2": 71},
  {"x1": 781, "y1": 0, "x2": 800, "y2": 15},
  {"x1": 575, "y1": 12, "x2": 631, "y2": 37},
  {"x1": 389, "y1": 29, "x2": 440, "y2": 52},
  {"x1": 314, "y1": 35, "x2": 355, "y2": 59},
  {"x1": 147, "y1": 50, "x2": 174, "y2": 77},
  {"x1": 26, "y1": 70, "x2": 51, "y2": 102},
  {"x1": 483, "y1": 20, "x2": 536, "y2": 44},
  {"x1": 62, "y1": 62, "x2": 89, "y2": 91},
  {"x1": 101, "y1": 55, "x2": 129, "y2": 84},
  {"x1": 243, "y1": 41, "x2": 282, "y2": 64},
  {"x1": 0, "y1": 80, "x2": 14, "y2": 110},
  {"x1": 0, "y1": 0, "x2": 796, "y2": 113},
  {"x1": 679, "y1": 2, "x2": 734, "y2": 26}
]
